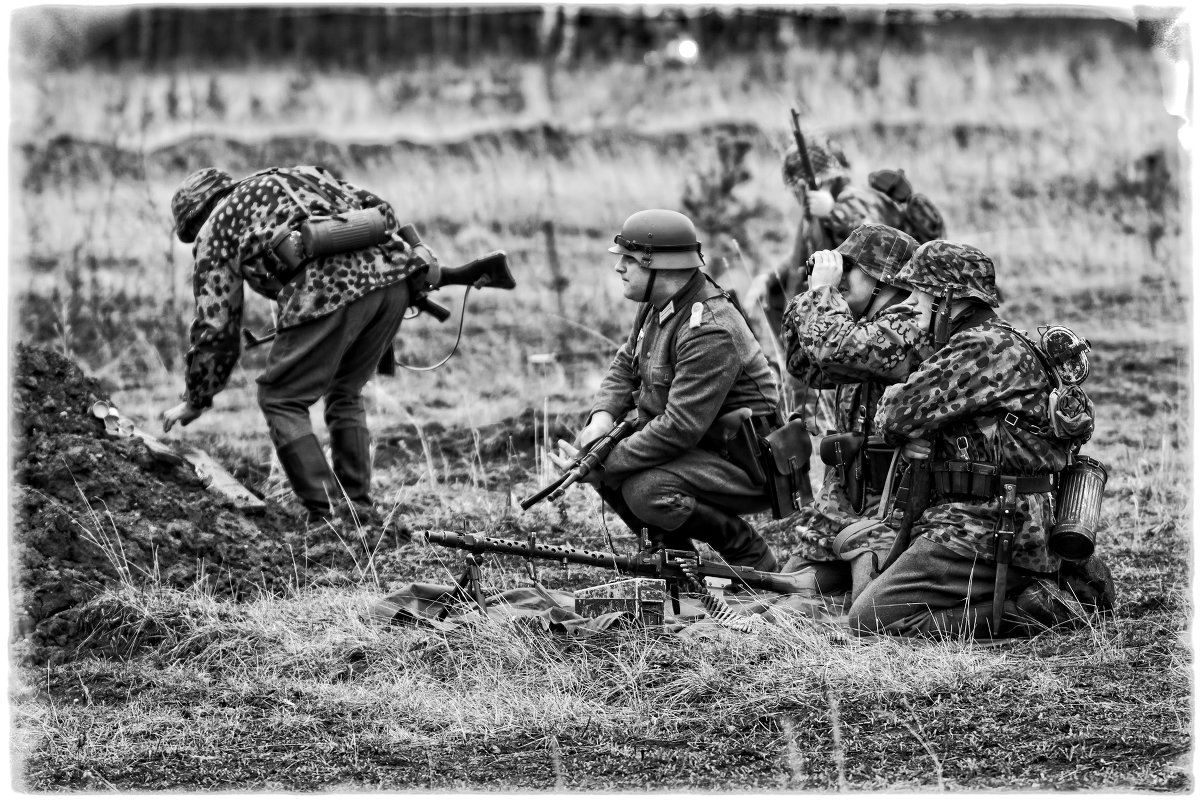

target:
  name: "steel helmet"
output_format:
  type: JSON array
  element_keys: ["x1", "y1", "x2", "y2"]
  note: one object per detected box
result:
[
  {"x1": 895, "y1": 240, "x2": 1000, "y2": 307},
  {"x1": 835, "y1": 223, "x2": 917, "y2": 289},
  {"x1": 171, "y1": 167, "x2": 234, "y2": 243},
  {"x1": 781, "y1": 135, "x2": 850, "y2": 194},
  {"x1": 608, "y1": 209, "x2": 705, "y2": 270}
]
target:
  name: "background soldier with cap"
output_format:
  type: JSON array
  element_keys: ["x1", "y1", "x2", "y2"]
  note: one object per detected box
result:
[
  {"x1": 847, "y1": 240, "x2": 1111, "y2": 638},
  {"x1": 778, "y1": 222, "x2": 929, "y2": 601},
  {"x1": 551, "y1": 209, "x2": 782, "y2": 571},
  {"x1": 162, "y1": 165, "x2": 435, "y2": 527}
]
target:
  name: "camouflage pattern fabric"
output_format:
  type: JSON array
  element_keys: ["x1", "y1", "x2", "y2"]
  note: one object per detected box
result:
[
  {"x1": 833, "y1": 223, "x2": 917, "y2": 286},
  {"x1": 171, "y1": 168, "x2": 234, "y2": 243},
  {"x1": 826, "y1": 184, "x2": 906, "y2": 244},
  {"x1": 895, "y1": 240, "x2": 1000, "y2": 307},
  {"x1": 781, "y1": 138, "x2": 850, "y2": 195},
  {"x1": 590, "y1": 273, "x2": 780, "y2": 480},
  {"x1": 182, "y1": 165, "x2": 427, "y2": 409},
  {"x1": 780, "y1": 286, "x2": 932, "y2": 561},
  {"x1": 874, "y1": 316, "x2": 1090, "y2": 574}
]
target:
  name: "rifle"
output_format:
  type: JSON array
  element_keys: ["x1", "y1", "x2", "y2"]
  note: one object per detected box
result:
[
  {"x1": 241, "y1": 223, "x2": 516, "y2": 346},
  {"x1": 520, "y1": 413, "x2": 637, "y2": 510},
  {"x1": 789, "y1": 108, "x2": 836, "y2": 275},
  {"x1": 421, "y1": 529, "x2": 811, "y2": 596}
]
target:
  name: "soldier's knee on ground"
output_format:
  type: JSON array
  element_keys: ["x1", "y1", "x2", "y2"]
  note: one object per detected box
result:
[{"x1": 620, "y1": 473, "x2": 694, "y2": 530}]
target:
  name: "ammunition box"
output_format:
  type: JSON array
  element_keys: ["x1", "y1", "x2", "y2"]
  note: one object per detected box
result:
[{"x1": 574, "y1": 577, "x2": 667, "y2": 626}]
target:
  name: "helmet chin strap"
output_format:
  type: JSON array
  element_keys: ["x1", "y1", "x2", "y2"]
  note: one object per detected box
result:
[{"x1": 642, "y1": 266, "x2": 658, "y2": 304}]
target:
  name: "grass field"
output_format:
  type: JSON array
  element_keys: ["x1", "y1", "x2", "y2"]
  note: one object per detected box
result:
[{"x1": 9, "y1": 13, "x2": 1192, "y2": 792}]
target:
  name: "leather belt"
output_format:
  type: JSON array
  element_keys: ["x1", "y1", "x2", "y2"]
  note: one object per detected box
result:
[{"x1": 931, "y1": 460, "x2": 1053, "y2": 498}]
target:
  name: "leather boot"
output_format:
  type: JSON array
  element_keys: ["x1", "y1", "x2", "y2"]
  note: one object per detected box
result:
[
  {"x1": 670, "y1": 501, "x2": 779, "y2": 571},
  {"x1": 330, "y1": 426, "x2": 373, "y2": 509},
  {"x1": 275, "y1": 434, "x2": 336, "y2": 523}
]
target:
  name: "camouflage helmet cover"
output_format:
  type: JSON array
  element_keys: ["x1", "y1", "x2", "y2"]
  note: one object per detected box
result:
[
  {"x1": 608, "y1": 209, "x2": 704, "y2": 270},
  {"x1": 835, "y1": 223, "x2": 917, "y2": 288},
  {"x1": 896, "y1": 240, "x2": 1000, "y2": 307},
  {"x1": 781, "y1": 133, "x2": 850, "y2": 194},
  {"x1": 171, "y1": 168, "x2": 234, "y2": 243}
]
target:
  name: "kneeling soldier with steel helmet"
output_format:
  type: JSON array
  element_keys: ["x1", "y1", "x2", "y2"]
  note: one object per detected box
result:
[
  {"x1": 848, "y1": 240, "x2": 1114, "y2": 638},
  {"x1": 550, "y1": 210, "x2": 783, "y2": 571},
  {"x1": 779, "y1": 222, "x2": 931, "y2": 602}
]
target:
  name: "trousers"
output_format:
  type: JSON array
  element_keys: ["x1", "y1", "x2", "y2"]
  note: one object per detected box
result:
[
  {"x1": 846, "y1": 536, "x2": 1035, "y2": 638},
  {"x1": 257, "y1": 281, "x2": 410, "y2": 448}
]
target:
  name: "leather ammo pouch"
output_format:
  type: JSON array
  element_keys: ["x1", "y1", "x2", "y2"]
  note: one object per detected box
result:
[
  {"x1": 864, "y1": 436, "x2": 898, "y2": 494},
  {"x1": 820, "y1": 431, "x2": 867, "y2": 513},
  {"x1": 932, "y1": 460, "x2": 1000, "y2": 497},
  {"x1": 758, "y1": 417, "x2": 812, "y2": 519}
]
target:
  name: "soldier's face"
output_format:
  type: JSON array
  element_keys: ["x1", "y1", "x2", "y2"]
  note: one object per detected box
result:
[
  {"x1": 899, "y1": 289, "x2": 937, "y2": 330},
  {"x1": 615, "y1": 254, "x2": 652, "y2": 301},
  {"x1": 842, "y1": 266, "x2": 878, "y2": 318}
]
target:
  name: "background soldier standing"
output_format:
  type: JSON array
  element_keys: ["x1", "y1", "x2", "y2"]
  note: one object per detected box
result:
[
  {"x1": 779, "y1": 223, "x2": 927, "y2": 601},
  {"x1": 162, "y1": 165, "x2": 436, "y2": 527},
  {"x1": 551, "y1": 209, "x2": 782, "y2": 571},
  {"x1": 848, "y1": 241, "x2": 1110, "y2": 638}
]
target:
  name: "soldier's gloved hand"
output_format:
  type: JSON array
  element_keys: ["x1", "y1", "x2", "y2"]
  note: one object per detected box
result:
[
  {"x1": 808, "y1": 250, "x2": 845, "y2": 290},
  {"x1": 162, "y1": 401, "x2": 204, "y2": 433},
  {"x1": 806, "y1": 189, "x2": 835, "y2": 218},
  {"x1": 902, "y1": 437, "x2": 932, "y2": 460},
  {"x1": 577, "y1": 412, "x2": 615, "y2": 451}
]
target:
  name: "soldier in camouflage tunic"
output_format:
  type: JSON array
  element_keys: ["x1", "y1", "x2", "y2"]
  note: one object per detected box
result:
[
  {"x1": 551, "y1": 210, "x2": 782, "y2": 570},
  {"x1": 847, "y1": 240, "x2": 1095, "y2": 638},
  {"x1": 162, "y1": 166, "x2": 435, "y2": 525},
  {"x1": 779, "y1": 223, "x2": 931, "y2": 600}
]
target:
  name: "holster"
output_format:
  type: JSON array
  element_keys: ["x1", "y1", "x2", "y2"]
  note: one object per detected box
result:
[
  {"x1": 705, "y1": 408, "x2": 766, "y2": 487},
  {"x1": 821, "y1": 431, "x2": 867, "y2": 513}
]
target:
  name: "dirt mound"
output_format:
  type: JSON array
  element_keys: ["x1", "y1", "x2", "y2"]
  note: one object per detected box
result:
[{"x1": 12, "y1": 343, "x2": 381, "y2": 664}]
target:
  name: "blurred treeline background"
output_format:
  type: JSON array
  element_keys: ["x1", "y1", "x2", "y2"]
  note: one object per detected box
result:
[{"x1": 9, "y1": 4, "x2": 1186, "y2": 431}]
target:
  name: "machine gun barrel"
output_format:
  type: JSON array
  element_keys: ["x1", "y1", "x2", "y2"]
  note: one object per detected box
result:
[{"x1": 420, "y1": 530, "x2": 808, "y2": 595}]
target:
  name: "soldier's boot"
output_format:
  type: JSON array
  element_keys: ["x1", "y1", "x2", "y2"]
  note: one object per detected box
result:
[
  {"x1": 330, "y1": 426, "x2": 376, "y2": 525},
  {"x1": 1058, "y1": 555, "x2": 1117, "y2": 615},
  {"x1": 276, "y1": 434, "x2": 337, "y2": 527},
  {"x1": 671, "y1": 501, "x2": 779, "y2": 572},
  {"x1": 1011, "y1": 578, "x2": 1089, "y2": 633},
  {"x1": 928, "y1": 581, "x2": 1088, "y2": 640}
]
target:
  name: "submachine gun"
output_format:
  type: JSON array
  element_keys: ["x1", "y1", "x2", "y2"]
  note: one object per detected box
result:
[{"x1": 519, "y1": 413, "x2": 637, "y2": 510}]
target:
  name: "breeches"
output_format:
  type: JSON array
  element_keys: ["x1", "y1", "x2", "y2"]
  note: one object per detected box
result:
[
  {"x1": 257, "y1": 282, "x2": 409, "y2": 447},
  {"x1": 616, "y1": 448, "x2": 768, "y2": 531}
]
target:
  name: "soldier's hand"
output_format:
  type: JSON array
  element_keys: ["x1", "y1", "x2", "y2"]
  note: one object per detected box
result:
[
  {"x1": 162, "y1": 401, "x2": 204, "y2": 433},
  {"x1": 808, "y1": 250, "x2": 844, "y2": 290},
  {"x1": 577, "y1": 412, "x2": 615, "y2": 450},
  {"x1": 549, "y1": 440, "x2": 603, "y2": 485},
  {"x1": 902, "y1": 437, "x2": 932, "y2": 460},
  {"x1": 806, "y1": 189, "x2": 835, "y2": 218}
]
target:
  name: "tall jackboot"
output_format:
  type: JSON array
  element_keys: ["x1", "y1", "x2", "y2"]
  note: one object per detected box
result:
[
  {"x1": 275, "y1": 434, "x2": 337, "y2": 524},
  {"x1": 330, "y1": 426, "x2": 373, "y2": 509},
  {"x1": 670, "y1": 501, "x2": 779, "y2": 572}
]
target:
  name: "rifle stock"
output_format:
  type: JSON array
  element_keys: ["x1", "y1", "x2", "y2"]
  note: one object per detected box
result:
[{"x1": 421, "y1": 530, "x2": 810, "y2": 595}]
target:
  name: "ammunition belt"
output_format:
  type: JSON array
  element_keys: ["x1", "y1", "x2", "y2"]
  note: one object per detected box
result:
[{"x1": 931, "y1": 460, "x2": 1054, "y2": 498}]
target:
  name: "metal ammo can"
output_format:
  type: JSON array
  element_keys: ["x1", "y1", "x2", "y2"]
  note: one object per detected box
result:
[
  {"x1": 1049, "y1": 454, "x2": 1108, "y2": 560},
  {"x1": 301, "y1": 207, "x2": 388, "y2": 258}
]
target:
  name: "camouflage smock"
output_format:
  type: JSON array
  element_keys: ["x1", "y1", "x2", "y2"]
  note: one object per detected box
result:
[
  {"x1": 183, "y1": 166, "x2": 427, "y2": 409},
  {"x1": 777, "y1": 184, "x2": 906, "y2": 298},
  {"x1": 590, "y1": 273, "x2": 780, "y2": 481},
  {"x1": 780, "y1": 285, "x2": 932, "y2": 561},
  {"x1": 874, "y1": 316, "x2": 1081, "y2": 574}
]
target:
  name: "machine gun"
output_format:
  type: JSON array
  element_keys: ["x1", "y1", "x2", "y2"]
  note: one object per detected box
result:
[
  {"x1": 420, "y1": 529, "x2": 812, "y2": 606},
  {"x1": 519, "y1": 413, "x2": 638, "y2": 510}
]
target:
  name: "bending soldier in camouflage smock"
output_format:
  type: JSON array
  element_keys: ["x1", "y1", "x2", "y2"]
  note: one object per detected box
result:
[
  {"x1": 780, "y1": 223, "x2": 930, "y2": 600},
  {"x1": 552, "y1": 210, "x2": 782, "y2": 570},
  {"x1": 162, "y1": 166, "x2": 435, "y2": 526},
  {"x1": 848, "y1": 241, "x2": 1106, "y2": 638}
]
